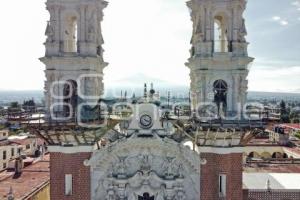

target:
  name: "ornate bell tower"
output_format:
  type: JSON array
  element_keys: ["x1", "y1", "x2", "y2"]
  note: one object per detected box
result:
[
  {"x1": 40, "y1": 0, "x2": 108, "y2": 120},
  {"x1": 186, "y1": 0, "x2": 253, "y2": 117}
]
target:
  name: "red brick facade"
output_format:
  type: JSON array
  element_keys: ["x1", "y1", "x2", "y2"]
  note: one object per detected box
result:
[
  {"x1": 200, "y1": 152, "x2": 243, "y2": 200},
  {"x1": 50, "y1": 151, "x2": 244, "y2": 200},
  {"x1": 50, "y1": 152, "x2": 92, "y2": 200},
  {"x1": 244, "y1": 189, "x2": 300, "y2": 200}
]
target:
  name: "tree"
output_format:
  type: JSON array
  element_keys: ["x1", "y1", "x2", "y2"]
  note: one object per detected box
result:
[
  {"x1": 290, "y1": 107, "x2": 300, "y2": 123},
  {"x1": 10, "y1": 102, "x2": 20, "y2": 109},
  {"x1": 280, "y1": 100, "x2": 290, "y2": 123}
]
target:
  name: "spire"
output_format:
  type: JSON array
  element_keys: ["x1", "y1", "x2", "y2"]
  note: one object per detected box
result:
[
  {"x1": 144, "y1": 83, "x2": 147, "y2": 98},
  {"x1": 7, "y1": 186, "x2": 14, "y2": 200},
  {"x1": 266, "y1": 179, "x2": 271, "y2": 192},
  {"x1": 150, "y1": 82, "x2": 155, "y2": 97}
]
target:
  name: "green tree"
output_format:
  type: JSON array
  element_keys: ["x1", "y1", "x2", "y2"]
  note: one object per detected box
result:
[
  {"x1": 10, "y1": 102, "x2": 20, "y2": 109},
  {"x1": 280, "y1": 100, "x2": 290, "y2": 123}
]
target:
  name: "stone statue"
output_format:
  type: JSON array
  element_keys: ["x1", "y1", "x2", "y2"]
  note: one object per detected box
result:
[
  {"x1": 174, "y1": 191, "x2": 186, "y2": 200},
  {"x1": 192, "y1": 16, "x2": 204, "y2": 44},
  {"x1": 116, "y1": 157, "x2": 128, "y2": 178},
  {"x1": 87, "y1": 23, "x2": 96, "y2": 42},
  {"x1": 156, "y1": 185, "x2": 166, "y2": 200},
  {"x1": 126, "y1": 185, "x2": 135, "y2": 200},
  {"x1": 107, "y1": 164, "x2": 114, "y2": 178},
  {"x1": 85, "y1": 77, "x2": 95, "y2": 96},
  {"x1": 162, "y1": 157, "x2": 176, "y2": 178},
  {"x1": 139, "y1": 154, "x2": 151, "y2": 171},
  {"x1": 128, "y1": 193, "x2": 135, "y2": 200},
  {"x1": 105, "y1": 190, "x2": 117, "y2": 200},
  {"x1": 177, "y1": 164, "x2": 184, "y2": 178},
  {"x1": 45, "y1": 21, "x2": 54, "y2": 42},
  {"x1": 238, "y1": 19, "x2": 247, "y2": 42}
]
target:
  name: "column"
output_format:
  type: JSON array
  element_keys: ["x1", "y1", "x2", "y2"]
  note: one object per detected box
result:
[
  {"x1": 232, "y1": 75, "x2": 239, "y2": 113},
  {"x1": 79, "y1": 6, "x2": 86, "y2": 42}
]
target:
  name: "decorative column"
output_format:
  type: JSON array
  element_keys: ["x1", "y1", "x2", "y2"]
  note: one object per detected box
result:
[{"x1": 232, "y1": 74, "x2": 239, "y2": 113}]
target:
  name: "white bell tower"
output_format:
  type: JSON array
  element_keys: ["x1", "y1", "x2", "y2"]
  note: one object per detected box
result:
[
  {"x1": 186, "y1": 0, "x2": 253, "y2": 117},
  {"x1": 40, "y1": 0, "x2": 108, "y2": 120}
]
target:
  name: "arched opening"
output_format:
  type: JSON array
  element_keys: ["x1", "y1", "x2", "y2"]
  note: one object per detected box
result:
[
  {"x1": 138, "y1": 193, "x2": 154, "y2": 200},
  {"x1": 248, "y1": 152, "x2": 260, "y2": 159},
  {"x1": 261, "y1": 152, "x2": 272, "y2": 159},
  {"x1": 64, "y1": 15, "x2": 78, "y2": 53},
  {"x1": 213, "y1": 80, "x2": 228, "y2": 116},
  {"x1": 213, "y1": 15, "x2": 229, "y2": 53},
  {"x1": 272, "y1": 152, "x2": 283, "y2": 159},
  {"x1": 283, "y1": 153, "x2": 288, "y2": 159},
  {"x1": 63, "y1": 80, "x2": 78, "y2": 118}
]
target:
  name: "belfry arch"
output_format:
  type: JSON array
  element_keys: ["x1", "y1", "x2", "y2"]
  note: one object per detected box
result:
[
  {"x1": 62, "y1": 13, "x2": 79, "y2": 53},
  {"x1": 213, "y1": 79, "x2": 228, "y2": 115},
  {"x1": 213, "y1": 13, "x2": 230, "y2": 53}
]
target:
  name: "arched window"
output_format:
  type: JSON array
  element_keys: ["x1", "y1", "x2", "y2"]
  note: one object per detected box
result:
[
  {"x1": 213, "y1": 80, "x2": 228, "y2": 115},
  {"x1": 64, "y1": 15, "x2": 78, "y2": 53},
  {"x1": 248, "y1": 152, "x2": 260, "y2": 159},
  {"x1": 138, "y1": 193, "x2": 154, "y2": 200},
  {"x1": 214, "y1": 15, "x2": 229, "y2": 53},
  {"x1": 63, "y1": 80, "x2": 78, "y2": 118},
  {"x1": 272, "y1": 152, "x2": 283, "y2": 159}
]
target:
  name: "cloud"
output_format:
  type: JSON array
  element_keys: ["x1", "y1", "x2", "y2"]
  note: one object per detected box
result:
[
  {"x1": 292, "y1": 1, "x2": 300, "y2": 7},
  {"x1": 271, "y1": 16, "x2": 289, "y2": 26},
  {"x1": 292, "y1": 1, "x2": 300, "y2": 11},
  {"x1": 248, "y1": 66, "x2": 300, "y2": 92},
  {"x1": 272, "y1": 16, "x2": 281, "y2": 21}
]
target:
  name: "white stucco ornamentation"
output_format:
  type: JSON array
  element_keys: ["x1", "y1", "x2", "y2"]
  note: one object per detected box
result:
[
  {"x1": 40, "y1": 0, "x2": 108, "y2": 119},
  {"x1": 86, "y1": 104, "x2": 201, "y2": 200},
  {"x1": 86, "y1": 135, "x2": 200, "y2": 200},
  {"x1": 186, "y1": 0, "x2": 254, "y2": 116}
]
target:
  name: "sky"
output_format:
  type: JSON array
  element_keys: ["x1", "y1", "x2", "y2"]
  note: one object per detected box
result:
[{"x1": 0, "y1": 0, "x2": 299, "y2": 92}]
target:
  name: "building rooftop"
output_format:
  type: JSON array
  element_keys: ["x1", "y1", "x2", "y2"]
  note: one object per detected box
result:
[
  {"x1": 243, "y1": 173, "x2": 300, "y2": 190},
  {"x1": 0, "y1": 155, "x2": 50, "y2": 199},
  {"x1": 244, "y1": 162, "x2": 300, "y2": 173}
]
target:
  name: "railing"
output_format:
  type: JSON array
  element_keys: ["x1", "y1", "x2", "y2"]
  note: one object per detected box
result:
[{"x1": 213, "y1": 40, "x2": 231, "y2": 53}]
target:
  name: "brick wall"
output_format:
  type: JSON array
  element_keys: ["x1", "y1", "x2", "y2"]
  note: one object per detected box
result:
[
  {"x1": 50, "y1": 152, "x2": 91, "y2": 200},
  {"x1": 246, "y1": 189, "x2": 300, "y2": 200},
  {"x1": 200, "y1": 152, "x2": 243, "y2": 200}
]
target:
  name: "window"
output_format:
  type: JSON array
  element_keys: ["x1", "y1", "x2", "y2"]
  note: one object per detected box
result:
[
  {"x1": 64, "y1": 15, "x2": 78, "y2": 53},
  {"x1": 219, "y1": 174, "x2": 227, "y2": 197},
  {"x1": 213, "y1": 80, "x2": 228, "y2": 115},
  {"x1": 214, "y1": 15, "x2": 229, "y2": 53},
  {"x1": 3, "y1": 151, "x2": 6, "y2": 160},
  {"x1": 11, "y1": 148, "x2": 14, "y2": 157},
  {"x1": 26, "y1": 144, "x2": 30, "y2": 149},
  {"x1": 3, "y1": 163, "x2": 6, "y2": 169},
  {"x1": 65, "y1": 174, "x2": 73, "y2": 196}
]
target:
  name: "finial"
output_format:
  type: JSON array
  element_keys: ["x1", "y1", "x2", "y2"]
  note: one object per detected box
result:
[
  {"x1": 144, "y1": 83, "x2": 147, "y2": 98},
  {"x1": 7, "y1": 186, "x2": 14, "y2": 200},
  {"x1": 266, "y1": 179, "x2": 271, "y2": 192}
]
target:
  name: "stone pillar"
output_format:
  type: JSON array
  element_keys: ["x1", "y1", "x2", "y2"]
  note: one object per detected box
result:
[
  {"x1": 79, "y1": 6, "x2": 86, "y2": 42},
  {"x1": 232, "y1": 75, "x2": 239, "y2": 113}
]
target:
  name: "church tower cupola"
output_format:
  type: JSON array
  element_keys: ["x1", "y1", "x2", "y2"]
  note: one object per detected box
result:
[
  {"x1": 40, "y1": 0, "x2": 108, "y2": 121},
  {"x1": 186, "y1": 0, "x2": 253, "y2": 117}
]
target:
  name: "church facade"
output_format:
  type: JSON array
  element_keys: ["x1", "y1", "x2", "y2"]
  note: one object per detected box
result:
[
  {"x1": 42, "y1": 0, "x2": 251, "y2": 200},
  {"x1": 48, "y1": 103, "x2": 244, "y2": 200}
]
